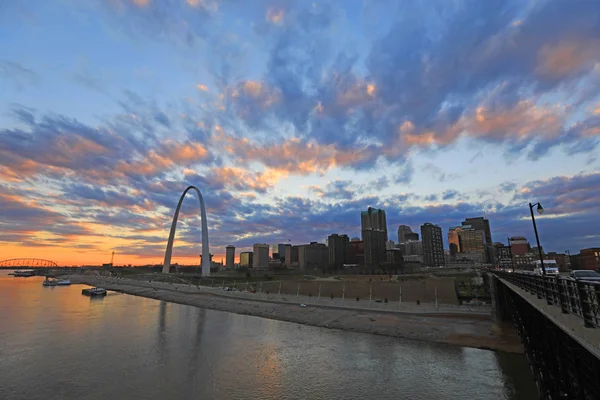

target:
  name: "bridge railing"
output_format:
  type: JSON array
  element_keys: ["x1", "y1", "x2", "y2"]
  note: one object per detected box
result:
[{"x1": 495, "y1": 271, "x2": 600, "y2": 329}]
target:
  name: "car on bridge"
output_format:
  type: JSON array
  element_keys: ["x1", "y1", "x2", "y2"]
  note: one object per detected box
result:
[{"x1": 569, "y1": 270, "x2": 600, "y2": 282}]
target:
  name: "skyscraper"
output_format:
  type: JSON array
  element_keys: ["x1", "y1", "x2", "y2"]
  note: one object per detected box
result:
[
  {"x1": 361, "y1": 207, "x2": 388, "y2": 266},
  {"x1": 462, "y1": 217, "x2": 492, "y2": 245},
  {"x1": 461, "y1": 217, "x2": 492, "y2": 262},
  {"x1": 240, "y1": 251, "x2": 253, "y2": 267},
  {"x1": 421, "y1": 223, "x2": 445, "y2": 267},
  {"x1": 398, "y1": 225, "x2": 412, "y2": 243},
  {"x1": 285, "y1": 245, "x2": 299, "y2": 265},
  {"x1": 458, "y1": 228, "x2": 486, "y2": 254},
  {"x1": 253, "y1": 244, "x2": 269, "y2": 269},
  {"x1": 298, "y1": 242, "x2": 328, "y2": 271},
  {"x1": 225, "y1": 245, "x2": 235, "y2": 269},
  {"x1": 328, "y1": 234, "x2": 350, "y2": 269},
  {"x1": 448, "y1": 226, "x2": 462, "y2": 256}
]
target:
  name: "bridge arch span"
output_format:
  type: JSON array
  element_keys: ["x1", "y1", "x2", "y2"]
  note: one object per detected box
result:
[
  {"x1": 162, "y1": 185, "x2": 210, "y2": 276},
  {"x1": 0, "y1": 258, "x2": 59, "y2": 267}
]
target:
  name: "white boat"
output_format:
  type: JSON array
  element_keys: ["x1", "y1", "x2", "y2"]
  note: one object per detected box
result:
[{"x1": 56, "y1": 279, "x2": 71, "y2": 286}]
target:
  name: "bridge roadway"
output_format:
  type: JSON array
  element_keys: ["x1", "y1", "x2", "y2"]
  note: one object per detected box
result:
[{"x1": 497, "y1": 276, "x2": 600, "y2": 358}]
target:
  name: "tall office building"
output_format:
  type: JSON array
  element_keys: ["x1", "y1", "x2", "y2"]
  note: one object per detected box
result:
[
  {"x1": 225, "y1": 245, "x2": 235, "y2": 269},
  {"x1": 421, "y1": 223, "x2": 445, "y2": 267},
  {"x1": 328, "y1": 234, "x2": 350, "y2": 269},
  {"x1": 448, "y1": 226, "x2": 462, "y2": 255},
  {"x1": 361, "y1": 207, "x2": 388, "y2": 266},
  {"x1": 458, "y1": 228, "x2": 486, "y2": 254},
  {"x1": 277, "y1": 244, "x2": 287, "y2": 260},
  {"x1": 401, "y1": 240, "x2": 423, "y2": 256},
  {"x1": 253, "y1": 244, "x2": 269, "y2": 269},
  {"x1": 285, "y1": 245, "x2": 299, "y2": 265},
  {"x1": 462, "y1": 217, "x2": 492, "y2": 245},
  {"x1": 298, "y1": 242, "x2": 328, "y2": 271},
  {"x1": 398, "y1": 225, "x2": 413, "y2": 243},
  {"x1": 240, "y1": 251, "x2": 253, "y2": 267},
  {"x1": 280, "y1": 244, "x2": 291, "y2": 263}
]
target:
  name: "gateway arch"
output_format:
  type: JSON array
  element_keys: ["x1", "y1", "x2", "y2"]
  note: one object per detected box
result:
[{"x1": 162, "y1": 185, "x2": 210, "y2": 276}]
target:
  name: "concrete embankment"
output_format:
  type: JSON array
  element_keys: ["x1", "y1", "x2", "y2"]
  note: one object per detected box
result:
[{"x1": 68, "y1": 275, "x2": 523, "y2": 354}]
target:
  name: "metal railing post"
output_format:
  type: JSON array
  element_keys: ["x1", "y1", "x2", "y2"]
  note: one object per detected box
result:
[
  {"x1": 556, "y1": 276, "x2": 569, "y2": 314},
  {"x1": 577, "y1": 281, "x2": 595, "y2": 328}
]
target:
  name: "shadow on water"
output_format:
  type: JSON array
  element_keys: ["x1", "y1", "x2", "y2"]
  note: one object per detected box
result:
[{"x1": 495, "y1": 351, "x2": 539, "y2": 400}]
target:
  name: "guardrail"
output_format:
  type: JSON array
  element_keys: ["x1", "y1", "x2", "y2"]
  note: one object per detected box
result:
[{"x1": 495, "y1": 271, "x2": 600, "y2": 328}]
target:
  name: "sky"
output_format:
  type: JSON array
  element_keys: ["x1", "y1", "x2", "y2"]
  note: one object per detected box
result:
[{"x1": 1, "y1": 0, "x2": 599, "y2": 266}]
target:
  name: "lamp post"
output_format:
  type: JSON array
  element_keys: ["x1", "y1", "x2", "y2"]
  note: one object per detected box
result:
[{"x1": 529, "y1": 202, "x2": 545, "y2": 275}]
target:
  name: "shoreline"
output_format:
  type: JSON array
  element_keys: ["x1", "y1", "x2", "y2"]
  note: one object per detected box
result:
[{"x1": 69, "y1": 275, "x2": 523, "y2": 354}]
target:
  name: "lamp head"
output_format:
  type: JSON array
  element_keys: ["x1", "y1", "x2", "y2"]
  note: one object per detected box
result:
[{"x1": 536, "y1": 203, "x2": 544, "y2": 215}]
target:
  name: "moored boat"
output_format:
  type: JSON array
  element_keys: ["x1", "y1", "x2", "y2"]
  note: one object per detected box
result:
[
  {"x1": 82, "y1": 287, "x2": 107, "y2": 297},
  {"x1": 43, "y1": 278, "x2": 57, "y2": 287},
  {"x1": 56, "y1": 279, "x2": 71, "y2": 286},
  {"x1": 13, "y1": 270, "x2": 36, "y2": 277}
]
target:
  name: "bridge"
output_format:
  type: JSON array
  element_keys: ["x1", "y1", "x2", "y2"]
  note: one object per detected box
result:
[
  {"x1": 0, "y1": 258, "x2": 59, "y2": 268},
  {"x1": 490, "y1": 272, "x2": 600, "y2": 399}
]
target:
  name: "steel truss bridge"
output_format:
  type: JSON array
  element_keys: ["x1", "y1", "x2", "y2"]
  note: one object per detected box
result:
[
  {"x1": 491, "y1": 272, "x2": 600, "y2": 399},
  {"x1": 0, "y1": 258, "x2": 59, "y2": 267}
]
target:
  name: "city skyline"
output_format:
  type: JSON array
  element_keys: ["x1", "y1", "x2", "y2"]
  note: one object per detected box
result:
[{"x1": 1, "y1": 1, "x2": 599, "y2": 265}]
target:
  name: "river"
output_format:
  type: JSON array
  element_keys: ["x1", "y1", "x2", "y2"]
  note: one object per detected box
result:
[{"x1": 0, "y1": 271, "x2": 537, "y2": 399}]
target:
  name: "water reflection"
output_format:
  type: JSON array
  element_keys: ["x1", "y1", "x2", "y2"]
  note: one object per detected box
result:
[{"x1": 0, "y1": 271, "x2": 537, "y2": 400}]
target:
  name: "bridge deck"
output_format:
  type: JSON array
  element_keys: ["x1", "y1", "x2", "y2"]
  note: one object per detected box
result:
[{"x1": 499, "y1": 277, "x2": 600, "y2": 360}]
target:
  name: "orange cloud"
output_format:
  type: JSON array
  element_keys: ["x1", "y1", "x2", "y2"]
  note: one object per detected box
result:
[
  {"x1": 207, "y1": 166, "x2": 288, "y2": 192},
  {"x1": 132, "y1": 0, "x2": 149, "y2": 6},
  {"x1": 387, "y1": 100, "x2": 565, "y2": 153},
  {"x1": 466, "y1": 101, "x2": 563, "y2": 141},
  {"x1": 536, "y1": 39, "x2": 600, "y2": 78},
  {"x1": 266, "y1": 8, "x2": 284, "y2": 24},
  {"x1": 366, "y1": 83, "x2": 376, "y2": 96},
  {"x1": 163, "y1": 141, "x2": 209, "y2": 162},
  {"x1": 115, "y1": 141, "x2": 209, "y2": 178},
  {"x1": 196, "y1": 83, "x2": 209, "y2": 91},
  {"x1": 213, "y1": 133, "x2": 373, "y2": 175}
]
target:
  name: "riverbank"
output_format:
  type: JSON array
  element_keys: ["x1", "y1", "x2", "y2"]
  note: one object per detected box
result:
[{"x1": 68, "y1": 275, "x2": 523, "y2": 354}]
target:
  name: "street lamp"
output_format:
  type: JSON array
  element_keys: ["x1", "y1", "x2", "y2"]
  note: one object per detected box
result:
[{"x1": 529, "y1": 202, "x2": 545, "y2": 275}]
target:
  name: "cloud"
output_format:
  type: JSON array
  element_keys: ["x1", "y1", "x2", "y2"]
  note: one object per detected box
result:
[
  {"x1": 0, "y1": 60, "x2": 38, "y2": 89},
  {"x1": 441, "y1": 190, "x2": 461, "y2": 201},
  {"x1": 536, "y1": 40, "x2": 600, "y2": 79},
  {"x1": 199, "y1": 0, "x2": 600, "y2": 174},
  {"x1": 94, "y1": 0, "x2": 217, "y2": 47},
  {"x1": 0, "y1": 106, "x2": 213, "y2": 185}
]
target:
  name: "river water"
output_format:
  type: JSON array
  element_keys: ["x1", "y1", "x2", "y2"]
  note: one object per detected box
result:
[{"x1": 0, "y1": 271, "x2": 537, "y2": 399}]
